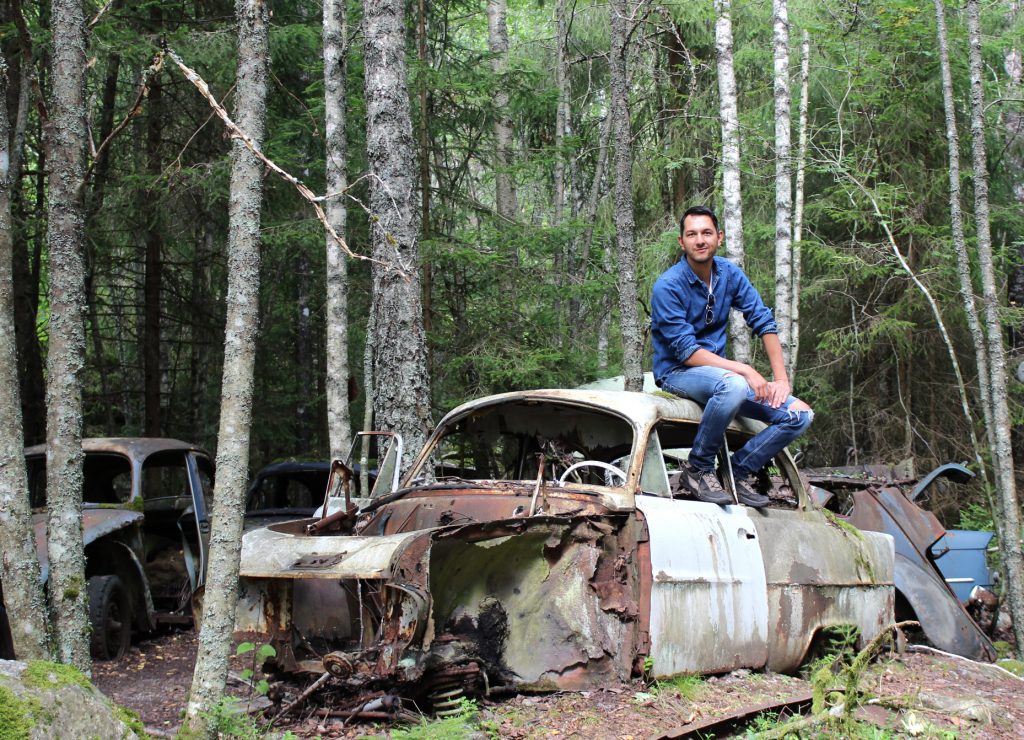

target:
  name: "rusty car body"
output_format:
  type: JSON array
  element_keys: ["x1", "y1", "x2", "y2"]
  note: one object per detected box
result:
[
  {"x1": 235, "y1": 390, "x2": 894, "y2": 703},
  {"x1": 807, "y1": 463, "x2": 996, "y2": 661},
  {"x1": 0, "y1": 438, "x2": 213, "y2": 660}
]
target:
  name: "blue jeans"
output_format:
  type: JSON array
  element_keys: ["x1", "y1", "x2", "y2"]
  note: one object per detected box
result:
[{"x1": 660, "y1": 366, "x2": 813, "y2": 478}]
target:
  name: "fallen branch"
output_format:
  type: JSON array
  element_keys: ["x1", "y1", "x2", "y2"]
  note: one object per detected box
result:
[
  {"x1": 82, "y1": 53, "x2": 164, "y2": 192},
  {"x1": 163, "y1": 45, "x2": 400, "y2": 275},
  {"x1": 905, "y1": 644, "x2": 1024, "y2": 682},
  {"x1": 270, "y1": 671, "x2": 331, "y2": 726}
]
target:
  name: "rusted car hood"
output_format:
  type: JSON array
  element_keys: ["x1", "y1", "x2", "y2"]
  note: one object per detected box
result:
[
  {"x1": 31, "y1": 508, "x2": 144, "y2": 583},
  {"x1": 239, "y1": 523, "x2": 423, "y2": 580}
]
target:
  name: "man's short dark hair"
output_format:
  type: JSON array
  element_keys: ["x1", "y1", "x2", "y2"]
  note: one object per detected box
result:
[{"x1": 680, "y1": 205, "x2": 720, "y2": 234}]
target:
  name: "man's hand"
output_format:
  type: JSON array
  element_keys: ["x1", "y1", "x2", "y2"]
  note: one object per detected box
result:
[
  {"x1": 765, "y1": 379, "x2": 791, "y2": 409},
  {"x1": 740, "y1": 367, "x2": 769, "y2": 401}
]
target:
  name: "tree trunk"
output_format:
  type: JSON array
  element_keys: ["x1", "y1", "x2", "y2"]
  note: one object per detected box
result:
[
  {"x1": 772, "y1": 0, "x2": 793, "y2": 369},
  {"x1": 790, "y1": 29, "x2": 809, "y2": 381},
  {"x1": 44, "y1": 0, "x2": 90, "y2": 672},
  {"x1": 488, "y1": 0, "x2": 517, "y2": 221},
  {"x1": 296, "y1": 246, "x2": 312, "y2": 452},
  {"x1": 933, "y1": 0, "x2": 993, "y2": 475},
  {"x1": 184, "y1": 0, "x2": 270, "y2": 728},
  {"x1": 324, "y1": 0, "x2": 352, "y2": 461},
  {"x1": 714, "y1": 0, "x2": 750, "y2": 362},
  {"x1": 966, "y1": 0, "x2": 1024, "y2": 658},
  {"x1": 553, "y1": 0, "x2": 569, "y2": 227},
  {"x1": 9, "y1": 49, "x2": 45, "y2": 446},
  {"x1": 364, "y1": 0, "x2": 433, "y2": 464},
  {"x1": 608, "y1": 0, "x2": 643, "y2": 392},
  {"x1": 0, "y1": 54, "x2": 50, "y2": 662},
  {"x1": 143, "y1": 66, "x2": 163, "y2": 438}
]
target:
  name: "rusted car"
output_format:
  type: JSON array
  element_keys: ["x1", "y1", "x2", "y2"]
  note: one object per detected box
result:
[
  {"x1": 244, "y1": 433, "x2": 398, "y2": 531},
  {"x1": 807, "y1": 463, "x2": 996, "y2": 661},
  {"x1": 0, "y1": 438, "x2": 213, "y2": 660},
  {"x1": 235, "y1": 390, "x2": 894, "y2": 705}
]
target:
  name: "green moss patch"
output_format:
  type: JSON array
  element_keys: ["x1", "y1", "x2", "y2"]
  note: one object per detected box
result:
[
  {"x1": 22, "y1": 661, "x2": 92, "y2": 692},
  {"x1": 0, "y1": 684, "x2": 43, "y2": 740}
]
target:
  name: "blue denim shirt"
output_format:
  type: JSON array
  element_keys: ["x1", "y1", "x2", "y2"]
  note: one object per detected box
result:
[{"x1": 651, "y1": 256, "x2": 778, "y2": 383}]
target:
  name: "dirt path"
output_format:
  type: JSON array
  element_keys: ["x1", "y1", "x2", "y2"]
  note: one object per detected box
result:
[{"x1": 91, "y1": 629, "x2": 1024, "y2": 738}]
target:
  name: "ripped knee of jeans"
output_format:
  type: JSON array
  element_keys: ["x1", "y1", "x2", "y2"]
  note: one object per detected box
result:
[{"x1": 789, "y1": 399, "x2": 812, "y2": 413}]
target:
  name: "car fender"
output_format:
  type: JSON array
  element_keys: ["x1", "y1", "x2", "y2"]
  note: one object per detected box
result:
[
  {"x1": 894, "y1": 551, "x2": 995, "y2": 661},
  {"x1": 32, "y1": 509, "x2": 145, "y2": 583}
]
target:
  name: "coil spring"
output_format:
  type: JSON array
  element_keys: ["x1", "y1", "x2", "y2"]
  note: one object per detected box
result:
[{"x1": 430, "y1": 682, "x2": 465, "y2": 717}]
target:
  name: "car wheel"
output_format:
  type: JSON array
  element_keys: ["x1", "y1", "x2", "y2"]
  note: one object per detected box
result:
[{"x1": 88, "y1": 575, "x2": 132, "y2": 660}]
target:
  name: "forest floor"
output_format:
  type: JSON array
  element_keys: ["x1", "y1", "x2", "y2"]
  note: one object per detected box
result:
[{"x1": 91, "y1": 628, "x2": 1024, "y2": 739}]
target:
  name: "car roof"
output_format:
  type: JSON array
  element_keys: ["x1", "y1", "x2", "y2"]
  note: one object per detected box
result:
[
  {"x1": 24, "y1": 437, "x2": 210, "y2": 462},
  {"x1": 437, "y1": 389, "x2": 768, "y2": 434}
]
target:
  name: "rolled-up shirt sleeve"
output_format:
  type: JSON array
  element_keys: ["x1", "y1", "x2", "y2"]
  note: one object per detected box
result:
[
  {"x1": 731, "y1": 269, "x2": 778, "y2": 336},
  {"x1": 651, "y1": 278, "x2": 700, "y2": 363}
]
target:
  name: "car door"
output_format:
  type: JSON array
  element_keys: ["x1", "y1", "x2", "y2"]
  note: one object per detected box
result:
[{"x1": 635, "y1": 422, "x2": 770, "y2": 676}]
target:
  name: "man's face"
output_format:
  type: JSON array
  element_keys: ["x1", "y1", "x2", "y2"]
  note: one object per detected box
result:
[{"x1": 678, "y1": 214, "x2": 723, "y2": 266}]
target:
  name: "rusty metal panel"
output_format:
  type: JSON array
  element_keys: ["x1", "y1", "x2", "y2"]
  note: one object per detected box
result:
[
  {"x1": 753, "y1": 508, "x2": 895, "y2": 671},
  {"x1": 31, "y1": 510, "x2": 144, "y2": 583},
  {"x1": 238, "y1": 525, "x2": 422, "y2": 579},
  {"x1": 636, "y1": 497, "x2": 769, "y2": 676},
  {"x1": 426, "y1": 517, "x2": 639, "y2": 691}
]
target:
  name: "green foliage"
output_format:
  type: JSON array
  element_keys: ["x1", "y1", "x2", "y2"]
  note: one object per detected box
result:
[
  {"x1": 392, "y1": 697, "x2": 493, "y2": 740},
  {"x1": 199, "y1": 696, "x2": 264, "y2": 740},
  {"x1": 235, "y1": 642, "x2": 277, "y2": 696}
]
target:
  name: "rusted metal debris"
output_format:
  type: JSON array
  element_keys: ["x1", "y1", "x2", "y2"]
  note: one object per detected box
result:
[
  {"x1": 235, "y1": 390, "x2": 895, "y2": 707},
  {"x1": 653, "y1": 689, "x2": 814, "y2": 739},
  {"x1": 806, "y1": 463, "x2": 996, "y2": 661}
]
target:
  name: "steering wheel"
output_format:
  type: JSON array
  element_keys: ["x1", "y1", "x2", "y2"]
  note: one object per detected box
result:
[{"x1": 556, "y1": 460, "x2": 627, "y2": 487}]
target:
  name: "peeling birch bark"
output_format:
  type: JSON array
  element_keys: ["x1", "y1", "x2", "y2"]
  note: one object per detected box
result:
[
  {"x1": 714, "y1": 0, "x2": 750, "y2": 363},
  {"x1": 772, "y1": 0, "x2": 793, "y2": 370},
  {"x1": 966, "y1": 0, "x2": 1024, "y2": 659}
]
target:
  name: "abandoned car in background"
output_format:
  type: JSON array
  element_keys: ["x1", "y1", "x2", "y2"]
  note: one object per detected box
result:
[
  {"x1": 0, "y1": 438, "x2": 213, "y2": 661},
  {"x1": 235, "y1": 390, "x2": 895, "y2": 705},
  {"x1": 807, "y1": 463, "x2": 997, "y2": 661},
  {"x1": 243, "y1": 433, "x2": 397, "y2": 530}
]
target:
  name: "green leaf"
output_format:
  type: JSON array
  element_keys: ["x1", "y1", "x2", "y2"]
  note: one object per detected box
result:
[
  {"x1": 235, "y1": 642, "x2": 256, "y2": 656},
  {"x1": 257, "y1": 644, "x2": 277, "y2": 659}
]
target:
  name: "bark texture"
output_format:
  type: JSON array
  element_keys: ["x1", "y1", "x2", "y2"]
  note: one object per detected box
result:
[
  {"x1": 790, "y1": 29, "x2": 810, "y2": 381},
  {"x1": 933, "y1": 0, "x2": 993, "y2": 472},
  {"x1": 324, "y1": 0, "x2": 352, "y2": 461},
  {"x1": 714, "y1": 0, "x2": 750, "y2": 362},
  {"x1": 966, "y1": 0, "x2": 1024, "y2": 657},
  {"x1": 184, "y1": 0, "x2": 270, "y2": 728},
  {"x1": 364, "y1": 0, "x2": 433, "y2": 463},
  {"x1": 0, "y1": 55, "x2": 50, "y2": 661},
  {"x1": 488, "y1": 0, "x2": 517, "y2": 220},
  {"x1": 44, "y1": 0, "x2": 90, "y2": 672},
  {"x1": 772, "y1": 0, "x2": 793, "y2": 368},
  {"x1": 608, "y1": 0, "x2": 643, "y2": 392}
]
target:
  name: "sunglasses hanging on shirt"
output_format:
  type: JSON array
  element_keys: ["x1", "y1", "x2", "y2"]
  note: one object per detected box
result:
[{"x1": 704, "y1": 291, "x2": 715, "y2": 325}]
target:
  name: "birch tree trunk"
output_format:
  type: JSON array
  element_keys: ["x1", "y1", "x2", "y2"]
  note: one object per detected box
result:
[
  {"x1": 553, "y1": 0, "x2": 569, "y2": 226},
  {"x1": 772, "y1": 0, "x2": 793, "y2": 369},
  {"x1": 608, "y1": 0, "x2": 643, "y2": 392},
  {"x1": 488, "y1": 0, "x2": 517, "y2": 221},
  {"x1": 364, "y1": 0, "x2": 433, "y2": 462},
  {"x1": 324, "y1": 0, "x2": 352, "y2": 461},
  {"x1": 966, "y1": 0, "x2": 1024, "y2": 658},
  {"x1": 184, "y1": 0, "x2": 270, "y2": 728},
  {"x1": 714, "y1": 0, "x2": 750, "y2": 362},
  {"x1": 0, "y1": 55, "x2": 49, "y2": 662},
  {"x1": 934, "y1": 0, "x2": 993, "y2": 475},
  {"x1": 44, "y1": 0, "x2": 90, "y2": 672},
  {"x1": 790, "y1": 29, "x2": 809, "y2": 381}
]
